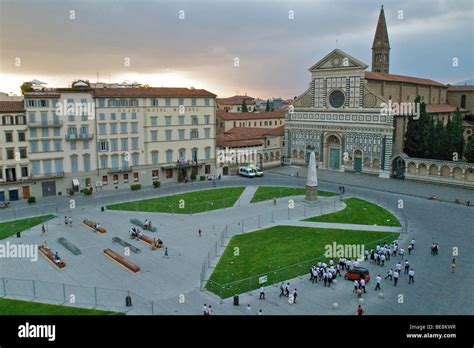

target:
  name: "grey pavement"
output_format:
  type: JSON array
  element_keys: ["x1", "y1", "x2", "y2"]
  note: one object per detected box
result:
[
  {"x1": 0, "y1": 169, "x2": 472, "y2": 315},
  {"x1": 234, "y1": 185, "x2": 258, "y2": 206}
]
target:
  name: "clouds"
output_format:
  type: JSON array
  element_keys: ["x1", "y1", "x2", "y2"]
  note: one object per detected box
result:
[{"x1": 0, "y1": 0, "x2": 472, "y2": 97}]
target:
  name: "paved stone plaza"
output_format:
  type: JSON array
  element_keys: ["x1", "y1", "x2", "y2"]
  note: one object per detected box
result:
[{"x1": 0, "y1": 169, "x2": 472, "y2": 315}]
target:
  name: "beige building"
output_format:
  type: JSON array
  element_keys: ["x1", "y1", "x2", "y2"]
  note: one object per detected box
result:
[
  {"x1": 16, "y1": 82, "x2": 217, "y2": 199},
  {"x1": 216, "y1": 95, "x2": 256, "y2": 112},
  {"x1": 216, "y1": 110, "x2": 285, "y2": 133},
  {"x1": 0, "y1": 101, "x2": 29, "y2": 201},
  {"x1": 216, "y1": 126, "x2": 284, "y2": 175}
]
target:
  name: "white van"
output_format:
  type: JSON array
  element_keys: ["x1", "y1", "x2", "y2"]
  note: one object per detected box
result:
[{"x1": 238, "y1": 166, "x2": 256, "y2": 178}]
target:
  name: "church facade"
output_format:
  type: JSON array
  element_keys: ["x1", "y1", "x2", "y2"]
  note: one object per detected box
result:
[{"x1": 285, "y1": 6, "x2": 472, "y2": 180}]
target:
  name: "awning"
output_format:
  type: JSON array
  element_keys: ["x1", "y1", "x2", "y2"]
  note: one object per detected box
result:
[{"x1": 72, "y1": 179, "x2": 80, "y2": 187}]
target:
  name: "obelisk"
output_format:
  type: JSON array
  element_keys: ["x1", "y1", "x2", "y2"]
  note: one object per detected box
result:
[{"x1": 304, "y1": 151, "x2": 318, "y2": 202}]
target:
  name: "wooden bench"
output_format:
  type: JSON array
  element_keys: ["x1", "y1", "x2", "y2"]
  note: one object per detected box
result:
[
  {"x1": 83, "y1": 219, "x2": 107, "y2": 234},
  {"x1": 130, "y1": 218, "x2": 157, "y2": 232},
  {"x1": 57, "y1": 237, "x2": 82, "y2": 255},
  {"x1": 39, "y1": 246, "x2": 66, "y2": 269},
  {"x1": 138, "y1": 234, "x2": 163, "y2": 249},
  {"x1": 103, "y1": 248, "x2": 140, "y2": 273},
  {"x1": 112, "y1": 237, "x2": 141, "y2": 254}
]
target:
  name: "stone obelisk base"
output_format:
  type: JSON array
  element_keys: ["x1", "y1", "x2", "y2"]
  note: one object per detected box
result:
[{"x1": 303, "y1": 185, "x2": 318, "y2": 205}]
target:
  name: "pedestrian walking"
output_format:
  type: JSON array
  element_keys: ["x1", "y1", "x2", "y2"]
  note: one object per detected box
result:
[
  {"x1": 64, "y1": 216, "x2": 68, "y2": 226},
  {"x1": 393, "y1": 270, "x2": 399, "y2": 286},
  {"x1": 385, "y1": 269, "x2": 393, "y2": 280},
  {"x1": 375, "y1": 275, "x2": 382, "y2": 290},
  {"x1": 273, "y1": 197, "x2": 277, "y2": 205},
  {"x1": 410, "y1": 238, "x2": 415, "y2": 250},
  {"x1": 434, "y1": 243, "x2": 439, "y2": 255},
  {"x1": 451, "y1": 258, "x2": 456, "y2": 273},
  {"x1": 279, "y1": 282, "x2": 284, "y2": 297},
  {"x1": 163, "y1": 247, "x2": 169, "y2": 258},
  {"x1": 408, "y1": 244, "x2": 413, "y2": 255},
  {"x1": 203, "y1": 304, "x2": 208, "y2": 315},
  {"x1": 395, "y1": 262, "x2": 402, "y2": 274},
  {"x1": 258, "y1": 309, "x2": 263, "y2": 316},
  {"x1": 41, "y1": 224, "x2": 46, "y2": 234},
  {"x1": 259, "y1": 286, "x2": 265, "y2": 300},
  {"x1": 207, "y1": 305, "x2": 212, "y2": 315},
  {"x1": 353, "y1": 279, "x2": 359, "y2": 292},
  {"x1": 404, "y1": 260, "x2": 410, "y2": 274},
  {"x1": 292, "y1": 289, "x2": 297, "y2": 303},
  {"x1": 399, "y1": 247, "x2": 404, "y2": 259},
  {"x1": 68, "y1": 216, "x2": 72, "y2": 227},
  {"x1": 357, "y1": 304, "x2": 364, "y2": 316},
  {"x1": 380, "y1": 253, "x2": 386, "y2": 266},
  {"x1": 342, "y1": 186, "x2": 345, "y2": 194},
  {"x1": 408, "y1": 269, "x2": 415, "y2": 284},
  {"x1": 284, "y1": 283, "x2": 290, "y2": 297},
  {"x1": 198, "y1": 228, "x2": 202, "y2": 237},
  {"x1": 359, "y1": 278, "x2": 366, "y2": 293},
  {"x1": 246, "y1": 304, "x2": 252, "y2": 314}
]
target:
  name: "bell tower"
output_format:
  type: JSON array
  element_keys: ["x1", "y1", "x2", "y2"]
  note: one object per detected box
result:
[{"x1": 372, "y1": 5, "x2": 390, "y2": 74}]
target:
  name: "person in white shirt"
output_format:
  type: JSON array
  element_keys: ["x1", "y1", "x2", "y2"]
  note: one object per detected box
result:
[
  {"x1": 393, "y1": 270, "x2": 399, "y2": 286},
  {"x1": 385, "y1": 268, "x2": 393, "y2": 280},
  {"x1": 207, "y1": 305, "x2": 212, "y2": 315},
  {"x1": 353, "y1": 280, "x2": 359, "y2": 292},
  {"x1": 408, "y1": 269, "x2": 415, "y2": 284},
  {"x1": 359, "y1": 278, "x2": 366, "y2": 293},
  {"x1": 380, "y1": 253, "x2": 386, "y2": 266},
  {"x1": 410, "y1": 239, "x2": 415, "y2": 249},
  {"x1": 327, "y1": 271, "x2": 333, "y2": 287},
  {"x1": 258, "y1": 309, "x2": 263, "y2": 316},
  {"x1": 364, "y1": 250, "x2": 369, "y2": 261},
  {"x1": 329, "y1": 259, "x2": 334, "y2": 266},
  {"x1": 404, "y1": 260, "x2": 410, "y2": 274},
  {"x1": 399, "y1": 248, "x2": 405, "y2": 259},
  {"x1": 246, "y1": 304, "x2": 252, "y2": 314},
  {"x1": 396, "y1": 262, "x2": 402, "y2": 272},
  {"x1": 202, "y1": 304, "x2": 208, "y2": 315},
  {"x1": 353, "y1": 260, "x2": 359, "y2": 268},
  {"x1": 347, "y1": 259, "x2": 352, "y2": 270},
  {"x1": 375, "y1": 275, "x2": 382, "y2": 290},
  {"x1": 259, "y1": 286, "x2": 265, "y2": 300}
]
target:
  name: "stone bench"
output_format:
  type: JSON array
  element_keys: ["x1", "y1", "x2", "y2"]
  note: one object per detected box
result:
[
  {"x1": 112, "y1": 237, "x2": 141, "y2": 254},
  {"x1": 39, "y1": 246, "x2": 66, "y2": 269},
  {"x1": 83, "y1": 219, "x2": 107, "y2": 234},
  {"x1": 57, "y1": 237, "x2": 81, "y2": 255},
  {"x1": 103, "y1": 248, "x2": 140, "y2": 273},
  {"x1": 130, "y1": 218, "x2": 157, "y2": 232}
]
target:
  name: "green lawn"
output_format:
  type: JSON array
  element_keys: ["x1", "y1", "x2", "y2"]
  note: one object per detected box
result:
[
  {"x1": 0, "y1": 298, "x2": 120, "y2": 315},
  {"x1": 106, "y1": 187, "x2": 245, "y2": 214},
  {"x1": 0, "y1": 214, "x2": 55, "y2": 241},
  {"x1": 250, "y1": 186, "x2": 337, "y2": 203},
  {"x1": 305, "y1": 197, "x2": 401, "y2": 227},
  {"x1": 206, "y1": 225, "x2": 399, "y2": 298}
]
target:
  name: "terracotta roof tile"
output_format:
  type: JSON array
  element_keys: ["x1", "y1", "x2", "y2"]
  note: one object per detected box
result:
[
  {"x1": 365, "y1": 71, "x2": 445, "y2": 87},
  {"x1": 447, "y1": 85, "x2": 474, "y2": 92},
  {"x1": 425, "y1": 104, "x2": 464, "y2": 113},
  {"x1": 0, "y1": 101, "x2": 25, "y2": 113},
  {"x1": 217, "y1": 110, "x2": 285, "y2": 120},
  {"x1": 216, "y1": 95, "x2": 255, "y2": 105}
]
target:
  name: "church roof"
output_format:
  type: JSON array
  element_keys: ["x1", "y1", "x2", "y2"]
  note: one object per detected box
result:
[
  {"x1": 365, "y1": 71, "x2": 445, "y2": 87},
  {"x1": 372, "y1": 6, "x2": 390, "y2": 49},
  {"x1": 309, "y1": 48, "x2": 369, "y2": 71}
]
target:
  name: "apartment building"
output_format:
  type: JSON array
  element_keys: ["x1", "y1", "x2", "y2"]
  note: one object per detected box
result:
[
  {"x1": 0, "y1": 101, "x2": 29, "y2": 201},
  {"x1": 16, "y1": 83, "x2": 218, "y2": 198},
  {"x1": 93, "y1": 87, "x2": 216, "y2": 189},
  {"x1": 216, "y1": 95, "x2": 256, "y2": 112},
  {"x1": 216, "y1": 110, "x2": 285, "y2": 133}
]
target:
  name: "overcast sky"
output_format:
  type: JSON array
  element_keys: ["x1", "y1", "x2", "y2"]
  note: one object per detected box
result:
[{"x1": 0, "y1": 0, "x2": 473, "y2": 98}]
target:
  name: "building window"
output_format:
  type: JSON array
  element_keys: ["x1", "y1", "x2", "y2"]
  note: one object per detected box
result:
[
  {"x1": 111, "y1": 155, "x2": 119, "y2": 170},
  {"x1": 99, "y1": 113, "x2": 105, "y2": 121},
  {"x1": 131, "y1": 122, "x2": 138, "y2": 134},
  {"x1": 151, "y1": 151, "x2": 159, "y2": 165},
  {"x1": 110, "y1": 112, "x2": 116, "y2": 120},
  {"x1": 121, "y1": 138, "x2": 128, "y2": 151},
  {"x1": 21, "y1": 166, "x2": 28, "y2": 177},
  {"x1": 151, "y1": 99, "x2": 158, "y2": 107},
  {"x1": 152, "y1": 169, "x2": 159, "y2": 179},
  {"x1": 70, "y1": 156, "x2": 78, "y2": 173},
  {"x1": 31, "y1": 160, "x2": 40, "y2": 175},
  {"x1": 99, "y1": 140, "x2": 109, "y2": 152},
  {"x1": 132, "y1": 153, "x2": 139, "y2": 166},
  {"x1": 110, "y1": 139, "x2": 118, "y2": 152},
  {"x1": 205, "y1": 164, "x2": 211, "y2": 174},
  {"x1": 151, "y1": 131, "x2": 158, "y2": 141},
  {"x1": 113, "y1": 174, "x2": 119, "y2": 184},
  {"x1": 165, "y1": 169, "x2": 173, "y2": 178},
  {"x1": 83, "y1": 154, "x2": 91, "y2": 172},
  {"x1": 166, "y1": 149, "x2": 173, "y2": 163},
  {"x1": 18, "y1": 131, "x2": 26, "y2": 142},
  {"x1": 42, "y1": 140, "x2": 50, "y2": 152},
  {"x1": 110, "y1": 123, "x2": 117, "y2": 134},
  {"x1": 84, "y1": 140, "x2": 89, "y2": 150},
  {"x1": 165, "y1": 130, "x2": 172, "y2": 141},
  {"x1": 178, "y1": 116, "x2": 185, "y2": 125},
  {"x1": 191, "y1": 98, "x2": 197, "y2": 106},
  {"x1": 204, "y1": 115, "x2": 210, "y2": 124},
  {"x1": 5, "y1": 132, "x2": 13, "y2": 142},
  {"x1": 329, "y1": 90, "x2": 345, "y2": 108},
  {"x1": 190, "y1": 129, "x2": 198, "y2": 139},
  {"x1": 165, "y1": 116, "x2": 172, "y2": 126},
  {"x1": 205, "y1": 99, "x2": 210, "y2": 107},
  {"x1": 28, "y1": 112, "x2": 36, "y2": 123},
  {"x1": 102, "y1": 175, "x2": 108, "y2": 185},
  {"x1": 54, "y1": 159, "x2": 63, "y2": 175},
  {"x1": 123, "y1": 173, "x2": 129, "y2": 183},
  {"x1": 19, "y1": 148, "x2": 27, "y2": 159},
  {"x1": 120, "y1": 123, "x2": 128, "y2": 134},
  {"x1": 100, "y1": 155, "x2": 108, "y2": 169},
  {"x1": 131, "y1": 112, "x2": 137, "y2": 120},
  {"x1": 165, "y1": 98, "x2": 171, "y2": 107},
  {"x1": 150, "y1": 116, "x2": 158, "y2": 126},
  {"x1": 204, "y1": 147, "x2": 211, "y2": 160},
  {"x1": 191, "y1": 116, "x2": 198, "y2": 125},
  {"x1": 178, "y1": 129, "x2": 185, "y2": 140},
  {"x1": 70, "y1": 142, "x2": 77, "y2": 150},
  {"x1": 6, "y1": 148, "x2": 15, "y2": 160},
  {"x1": 30, "y1": 128, "x2": 37, "y2": 138},
  {"x1": 461, "y1": 95, "x2": 467, "y2": 109},
  {"x1": 131, "y1": 138, "x2": 139, "y2": 150},
  {"x1": 30, "y1": 141, "x2": 38, "y2": 153},
  {"x1": 54, "y1": 140, "x2": 61, "y2": 151},
  {"x1": 121, "y1": 112, "x2": 126, "y2": 120},
  {"x1": 204, "y1": 128, "x2": 210, "y2": 139},
  {"x1": 133, "y1": 172, "x2": 139, "y2": 182}
]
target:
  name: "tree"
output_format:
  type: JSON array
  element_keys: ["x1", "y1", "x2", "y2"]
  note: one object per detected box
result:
[
  {"x1": 404, "y1": 97, "x2": 429, "y2": 158},
  {"x1": 20, "y1": 82, "x2": 32, "y2": 95},
  {"x1": 241, "y1": 99, "x2": 248, "y2": 112},
  {"x1": 265, "y1": 99, "x2": 270, "y2": 112},
  {"x1": 465, "y1": 135, "x2": 474, "y2": 163},
  {"x1": 451, "y1": 110, "x2": 465, "y2": 160}
]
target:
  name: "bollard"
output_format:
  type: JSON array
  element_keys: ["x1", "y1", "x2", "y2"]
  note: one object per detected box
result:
[{"x1": 126, "y1": 295, "x2": 132, "y2": 307}]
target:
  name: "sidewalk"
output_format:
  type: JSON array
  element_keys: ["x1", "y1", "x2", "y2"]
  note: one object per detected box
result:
[
  {"x1": 234, "y1": 186, "x2": 258, "y2": 206},
  {"x1": 278, "y1": 220, "x2": 403, "y2": 233}
]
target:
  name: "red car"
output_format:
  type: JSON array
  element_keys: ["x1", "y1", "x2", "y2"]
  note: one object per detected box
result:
[{"x1": 344, "y1": 267, "x2": 370, "y2": 282}]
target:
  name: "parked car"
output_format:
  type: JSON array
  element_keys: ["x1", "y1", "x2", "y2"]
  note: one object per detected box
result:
[
  {"x1": 344, "y1": 267, "x2": 370, "y2": 282},
  {"x1": 248, "y1": 165, "x2": 264, "y2": 177},
  {"x1": 238, "y1": 166, "x2": 256, "y2": 178}
]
